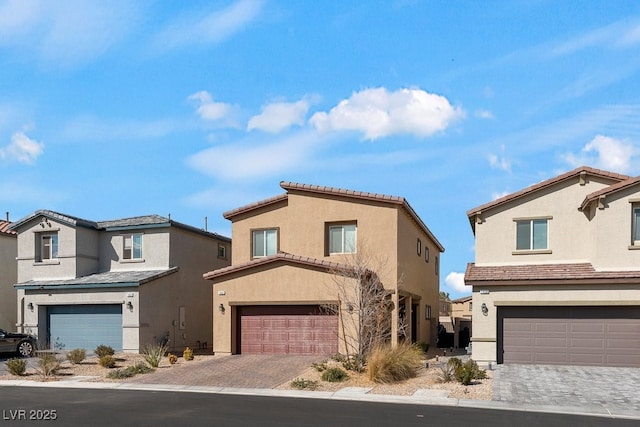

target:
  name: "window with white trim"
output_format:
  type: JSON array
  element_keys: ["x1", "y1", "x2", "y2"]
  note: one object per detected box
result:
[
  {"x1": 516, "y1": 219, "x2": 548, "y2": 250},
  {"x1": 633, "y1": 206, "x2": 640, "y2": 245},
  {"x1": 329, "y1": 224, "x2": 356, "y2": 254},
  {"x1": 252, "y1": 229, "x2": 277, "y2": 258},
  {"x1": 37, "y1": 233, "x2": 58, "y2": 261},
  {"x1": 123, "y1": 234, "x2": 143, "y2": 260}
]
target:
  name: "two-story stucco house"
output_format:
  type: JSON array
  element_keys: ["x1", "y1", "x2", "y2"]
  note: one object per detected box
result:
[
  {"x1": 204, "y1": 181, "x2": 444, "y2": 356},
  {"x1": 465, "y1": 166, "x2": 640, "y2": 368},
  {"x1": 0, "y1": 216, "x2": 17, "y2": 331},
  {"x1": 10, "y1": 210, "x2": 231, "y2": 353}
]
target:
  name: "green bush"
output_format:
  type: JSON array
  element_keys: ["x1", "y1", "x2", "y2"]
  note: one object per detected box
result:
[
  {"x1": 106, "y1": 362, "x2": 153, "y2": 379},
  {"x1": 99, "y1": 355, "x2": 116, "y2": 368},
  {"x1": 451, "y1": 359, "x2": 486, "y2": 385},
  {"x1": 290, "y1": 378, "x2": 319, "y2": 390},
  {"x1": 95, "y1": 345, "x2": 115, "y2": 358},
  {"x1": 142, "y1": 343, "x2": 168, "y2": 368},
  {"x1": 366, "y1": 343, "x2": 423, "y2": 383},
  {"x1": 417, "y1": 342, "x2": 430, "y2": 353},
  {"x1": 183, "y1": 347, "x2": 194, "y2": 361},
  {"x1": 321, "y1": 367, "x2": 348, "y2": 382},
  {"x1": 311, "y1": 361, "x2": 327, "y2": 372},
  {"x1": 436, "y1": 365, "x2": 454, "y2": 383},
  {"x1": 447, "y1": 357, "x2": 463, "y2": 370},
  {"x1": 66, "y1": 349, "x2": 86, "y2": 365},
  {"x1": 6, "y1": 358, "x2": 27, "y2": 376}
]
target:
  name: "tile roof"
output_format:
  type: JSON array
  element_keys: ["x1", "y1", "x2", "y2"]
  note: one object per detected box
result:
[
  {"x1": 204, "y1": 252, "x2": 357, "y2": 280},
  {"x1": 452, "y1": 295, "x2": 472, "y2": 303},
  {"x1": 466, "y1": 166, "x2": 630, "y2": 224},
  {"x1": 464, "y1": 262, "x2": 640, "y2": 285},
  {"x1": 97, "y1": 215, "x2": 170, "y2": 228},
  {"x1": 0, "y1": 220, "x2": 16, "y2": 236},
  {"x1": 223, "y1": 181, "x2": 445, "y2": 252},
  {"x1": 10, "y1": 210, "x2": 98, "y2": 231},
  {"x1": 580, "y1": 175, "x2": 640, "y2": 210},
  {"x1": 15, "y1": 267, "x2": 179, "y2": 289}
]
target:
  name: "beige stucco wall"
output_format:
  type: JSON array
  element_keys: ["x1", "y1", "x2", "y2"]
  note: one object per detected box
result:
[
  {"x1": 471, "y1": 284, "x2": 640, "y2": 365},
  {"x1": 212, "y1": 262, "x2": 357, "y2": 355},
  {"x1": 474, "y1": 176, "x2": 613, "y2": 266},
  {"x1": 99, "y1": 229, "x2": 171, "y2": 272},
  {"x1": 0, "y1": 233, "x2": 17, "y2": 330}
]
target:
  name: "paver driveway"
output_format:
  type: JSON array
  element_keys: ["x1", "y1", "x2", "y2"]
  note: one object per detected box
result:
[
  {"x1": 494, "y1": 364, "x2": 640, "y2": 415},
  {"x1": 124, "y1": 354, "x2": 321, "y2": 388}
]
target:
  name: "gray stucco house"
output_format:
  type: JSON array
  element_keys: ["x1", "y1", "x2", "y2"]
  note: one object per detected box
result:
[{"x1": 11, "y1": 210, "x2": 231, "y2": 353}]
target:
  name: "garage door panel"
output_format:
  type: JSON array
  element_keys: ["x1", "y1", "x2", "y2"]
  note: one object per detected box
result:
[
  {"x1": 500, "y1": 306, "x2": 640, "y2": 368},
  {"x1": 48, "y1": 305, "x2": 122, "y2": 352},
  {"x1": 239, "y1": 305, "x2": 337, "y2": 355}
]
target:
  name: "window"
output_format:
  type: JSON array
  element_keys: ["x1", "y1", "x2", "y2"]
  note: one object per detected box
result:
[
  {"x1": 252, "y1": 229, "x2": 277, "y2": 258},
  {"x1": 424, "y1": 305, "x2": 431, "y2": 320},
  {"x1": 416, "y1": 238, "x2": 422, "y2": 256},
  {"x1": 633, "y1": 206, "x2": 640, "y2": 245},
  {"x1": 435, "y1": 255, "x2": 439, "y2": 275},
  {"x1": 38, "y1": 233, "x2": 58, "y2": 261},
  {"x1": 123, "y1": 234, "x2": 143, "y2": 260},
  {"x1": 329, "y1": 224, "x2": 356, "y2": 254},
  {"x1": 516, "y1": 219, "x2": 548, "y2": 250},
  {"x1": 218, "y1": 244, "x2": 227, "y2": 259},
  {"x1": 425, "y1": 246, "x2": 429, "y2": 262}
]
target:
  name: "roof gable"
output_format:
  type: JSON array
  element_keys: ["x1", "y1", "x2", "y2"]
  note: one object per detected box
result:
[
  {"x1": 580, "y1": 175, "x2": 640, "y2": 210},
  {"x1": 10, "y1": 209, "x2": 98, "y2": 231},
  {"x1": 0, "y1": 220, "x2": 16, "y2": 236},
  {"x1": 466, "y1": 166, "x2": 630, "y2": 231}
]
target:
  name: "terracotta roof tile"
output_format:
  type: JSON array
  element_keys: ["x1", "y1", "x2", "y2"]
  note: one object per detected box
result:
[
  {"x1": 580, "y1": 175, "x2": 640, "y2": 210},
  {"x1": 0, "y1": 220, "x2": 16, "y2": 236},
  {"x1": 464, "y1": 262, "x2": 640, "y2": 285},
  {"x1": 223, "y1": 193, "x2": 288, "y2": 219},
  {"x1": 203, "y1": 252, "x2": 356, "y2": 280},
  {"x1": 466, "y1": 166, "x2": 630, "y2": 220}
]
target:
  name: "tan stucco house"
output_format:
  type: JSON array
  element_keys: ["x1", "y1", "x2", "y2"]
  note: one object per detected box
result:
[
  {"x1": 204, "y1": 181, "x2": 444, "y2": 356},
  {"x1": 465, "y1": 166, "x2": 640, "y2": 367},
  {"x1": 11, "y1": 210, "x2": 231, "y2": 353},
  {"x1": 451, "y1": 296, "x2": 472, "y2": 350},
  {"x1": 0, "y1": 217, "x2": 17, "y2": 331}
]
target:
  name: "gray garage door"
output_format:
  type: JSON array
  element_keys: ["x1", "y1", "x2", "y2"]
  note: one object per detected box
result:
[
  {"x1": 48, "y1": 305, "x2": 122, "y2": 352},
  {"x1": 498, "y1": 306, "x2": 640, "y2": 367},
  {"x1": 238, "y1": 305, "x2": 338, "y2": 355}
]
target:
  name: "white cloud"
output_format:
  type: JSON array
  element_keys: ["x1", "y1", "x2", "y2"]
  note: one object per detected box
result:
[
  {"x1": 563, "y1": 134, "x2": 634, "y2": 173},
  {"x1": 444, "y1": 272, "x2": 468, "y2": 293},
  {"x1": 548, "y1": 19, "x2": 640, "y2": 58},
  {"x1": 188, "y1": 91, "x2": 233, "y2": 122},
  {"x1": 61, "y1": 115, "x2": 182, "y2": 141},
  {"x1": 154, "y1": 0, "x2": 264, "y2": 50},
  {"x1": 491, "y1": 191, "x2": 510, "y2": 201},
  {"x1": 0, "y1": 131, "x2": 44, "y2": 164},
  {"x1": 488, "y1": 154, "x2": 511, "y2": 172},
  {"x1": 187, "y1": 131, "x2": 319, "y2": 181},
  {"x1": 309, "y1": 87, "x2": 464, "y2": 140},
  {"x1": 0, "y1": 0, "x2": 139, "y2": 66},
  {"x1": 474, "y1": 109, "x2": 494, "y2": 120},
  {"x1": 247, "y1": 98, "x2": 314, "y2": 133}
]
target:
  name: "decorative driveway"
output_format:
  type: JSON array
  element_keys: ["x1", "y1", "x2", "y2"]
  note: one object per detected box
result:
[
  {"x1": 123, "y1": 354, "x2": 320, "y2": 388},
  {"x1": 494, "y1": 364, "x2": 640, "y2": 415}
]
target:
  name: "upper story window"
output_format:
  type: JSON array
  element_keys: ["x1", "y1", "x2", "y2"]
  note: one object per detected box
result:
[
  {"x1": 416, "y1": 238, "x2": 422, "y2": 256},
  {"x1": 329, "y1": 224, "x2": 356, "y2": 254},
  {"x1": 123, "y1": 234, "x2": 143, "y2": 260},
  {"x1": 218, "y1": 244, "x2": 227, "y2": 259},
  {"x1": 252, "y1": 228, "x2": 278, "y2": 258},
  {"x1": 37, "y1": 233, "x2": 58, "y2": 262},
  {"x1": 632, "y1": 205, "x2": 640, "y2": 245},
  {"x1": 425, "y1": 246, "x2": 429, "y2": 262},
  {"x1": 515, "y1": 218, "x2": 548, "y2": 251}
]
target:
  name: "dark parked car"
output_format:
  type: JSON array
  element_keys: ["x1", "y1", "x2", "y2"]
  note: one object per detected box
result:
[{"x1": 0, "y1": 329, "x2": 35, "y2": 357}]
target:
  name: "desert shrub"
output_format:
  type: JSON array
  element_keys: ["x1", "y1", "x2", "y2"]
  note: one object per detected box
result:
[
  {"x1": 453, "y1": 359, "x2": 486, "y2": 385},
  {"x1": 321, "y1": 367, "x2": 348, "y2": 382},
  {"x1": 417, "y1": 342, "x2": 430, "y2": 354},
  {"x1": 311, "y1": 361, "x2": 328, "y2": 372},
  {"x1": 341, "y1": 355, "x2": 365, "y2": 373},
  {"x1": 330, "y1": 354, "x2": 347, "y2": 363},
  {"x1": 99, "y1": 355, "x2": 116, "y2": 368},
  {"x1": 183, "y1": 347, "x2": 194, "y2": 361},
  {"x1": 6, "y1": 358, "x2": 27, "y2": 376},
  {"x1": 37, "y1": 353, "x2": 61, "y2": 380},
  {"x1": 290, "y1": 378, "x2": 319, "y2": 390},
  {"x1": 66, "y1": 349, "x2": 86, "y2": 365},
  {"x1": 95, "y1": 345, "x2": 115, "y2": 358},
  {"x1": 142, "y1": 343, "x2": 168, "y2": 368},
  {"x1": 447, "y1": 357, "x2": 463, "y2": 370},
  {"x1": 436, "y1": 365, "x2": 454, "y2": 383},
  {"x1": 366, "y1": 343, "x2": 423, "y2": 384},
  {"x1": 106, "y1": 362, "x2": 153, "y2": 379},
  {"x1": 168, "y1": 353, "x2": 178, "y2": 365}
]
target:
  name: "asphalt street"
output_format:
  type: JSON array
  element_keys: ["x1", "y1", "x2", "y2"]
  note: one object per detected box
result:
[{"x1": 0, "y1": 386, "x2": 637, "y2": 427}]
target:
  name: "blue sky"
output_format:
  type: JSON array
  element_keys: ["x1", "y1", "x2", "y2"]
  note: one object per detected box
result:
[{"x1": 2, "y1": 1, "x2": 640, "y2": 298}]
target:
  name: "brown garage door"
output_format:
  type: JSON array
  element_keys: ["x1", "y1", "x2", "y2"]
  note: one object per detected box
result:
[
  {"x1": 238, "y1": 305, "x2": 338, "y2": 355},
  {"x1": 498, "y1": 306, "x2": 640, "y2": 367}
]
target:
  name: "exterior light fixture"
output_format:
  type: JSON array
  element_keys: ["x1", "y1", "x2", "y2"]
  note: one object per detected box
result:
[
  {"x1": 218, "y1": 303, "x2": 225, "y2": 313},
  {"x1": 481, "y1": 303, "x2": 488, "y2": 316},
  {"x1": 347, "y1": 303, "x2": 354, "y2": 313},
  {"x1": 126, "y1": 301, "x2": 133, "y2": 311},
  {"x1": 27, "y1": 302, "x2": 34, "y2": 311}
]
